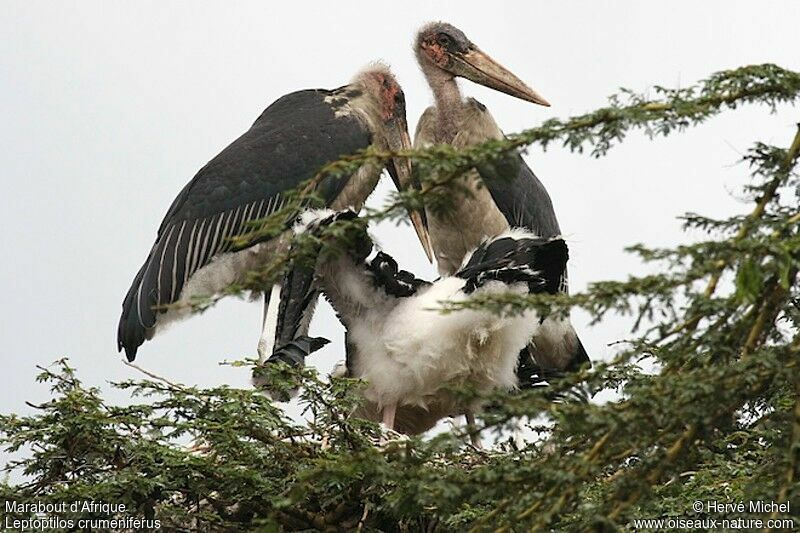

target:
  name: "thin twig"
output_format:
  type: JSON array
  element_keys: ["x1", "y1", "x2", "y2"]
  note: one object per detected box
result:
[{"x1": 124, "y1": 361, "x2": 186, "y2": 390}]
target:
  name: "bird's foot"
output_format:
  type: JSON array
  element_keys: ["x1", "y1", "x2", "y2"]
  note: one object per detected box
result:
[
  {"x1": 376, "y1": 403, "x2": 402, "y2": 447},
  {"x1": 464, "y1": 411, "x2": 483, "y2": 449},
  {"x1": 469, "y1": 434, "x2": 483, "y2": 450},
  {"x1": 377, "y1": 426, "x2": 409, "y2": 448}
]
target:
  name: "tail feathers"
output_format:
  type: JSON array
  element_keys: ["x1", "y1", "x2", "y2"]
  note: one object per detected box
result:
[
  {"x1": 567, "y1": 337, "x2": 592, "y2": 372},
  {"x1": 272, "y1": 208, "x2": 366, "y2": 355},
  {"x1": 117, "y1": 260, "x2": 153, "y2": 362},
  {"x1": 512, "y1": 351, "x2": 593, "y2": 403},
  {"x1": 515, "y1": 349, "x2": 552, "y2": 389},
  {"x1": 118, "y1": 232, "x2": 179, "y2": 361},
  {"x1": 266, "y1": 335, "x2": 330, "y2": 367},
  {"x1": 254, "y1": 335, "x2": 330, "y2": 402},
  {"x1": 274, "y1": 267, "x2": 319, "y2": 349},
  {"x1": 517, "y1": 328, "x2": 592, "y2": 390}
]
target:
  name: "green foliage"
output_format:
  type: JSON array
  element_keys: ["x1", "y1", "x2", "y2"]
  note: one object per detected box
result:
[{"x1": 2, "y1": 64, "x2": 800, "y2": 531}]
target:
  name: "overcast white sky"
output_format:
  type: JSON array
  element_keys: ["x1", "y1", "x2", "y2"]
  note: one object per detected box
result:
[{"x1": 1, "y1": 1, "x2": 799, "y2": 434}]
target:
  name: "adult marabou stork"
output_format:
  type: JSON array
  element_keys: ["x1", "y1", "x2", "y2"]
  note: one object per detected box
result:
[
  {"x1": 118, "y1": 64, "x2": 430, "y2": 362},
  {"x1": 413, "y1": 22, "x2": 589, "y2": 376},
  {"x1": 293, "y1": 210, "x2": 568, "y2": 435}
]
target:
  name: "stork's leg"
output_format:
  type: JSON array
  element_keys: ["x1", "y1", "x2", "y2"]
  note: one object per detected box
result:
[
  {"x1": 381, "y1": 403, "x2": 397, "y2": 432},
  {"x1": 257, "y1": 283, "x2": 282, "y2": 363},
  {"x1": 465, "y1": 411, "x2": 482, "y2": 449},
  {"x1": 512, "y1": 418, "x2": 527, "y2": 450}
]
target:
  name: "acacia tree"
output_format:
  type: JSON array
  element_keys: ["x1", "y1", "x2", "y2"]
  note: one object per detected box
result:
[{"x1": 1, "y1": 64, "x2": 799, "y2": 531}]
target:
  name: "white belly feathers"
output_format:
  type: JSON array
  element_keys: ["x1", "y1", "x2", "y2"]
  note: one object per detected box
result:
[{"x1": 348, "y1": 277, "x2": 535, "y2": 411}]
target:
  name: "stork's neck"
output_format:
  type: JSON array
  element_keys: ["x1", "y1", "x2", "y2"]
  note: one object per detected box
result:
[
  {"x1": 421, "y1": 62, "x2": 465, "y2": 143},
  {"x1": 317, "y1": 254, "x2": 391, "y2": 328}
]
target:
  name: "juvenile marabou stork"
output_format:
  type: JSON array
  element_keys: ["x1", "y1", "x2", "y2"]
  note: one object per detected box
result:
[
  {"x1": 117, "y1": 64, "x2": 430, "y2": 362},
  {"x1": 413, "y1": 22, "x2": 589, "y2": 377},
  {"x1": 292, "y1": 210, "x2": 568, "y2": 435}
]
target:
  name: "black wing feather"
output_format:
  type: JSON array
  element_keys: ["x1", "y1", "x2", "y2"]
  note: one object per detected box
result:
[
  {"x1": 476, "y1": 154, "x2": 561, "y2": 238},
  {"x1": 366, "y1": 252, "x2": 432, "y2": 297},
  {"x1": 118, "y1": 89, "x2": 371, "y2": 360},
  {"x1": 457, "y1": 236, "x2": 568, "y2": 295}
]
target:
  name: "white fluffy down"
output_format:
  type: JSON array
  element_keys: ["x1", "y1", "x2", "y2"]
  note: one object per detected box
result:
[{"x1": 348, "y1": 277, "x2": 539, "y2": 410}]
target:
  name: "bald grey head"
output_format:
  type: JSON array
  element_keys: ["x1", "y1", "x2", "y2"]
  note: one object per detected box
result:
[
  {"x1": 414, "y1": 22, "x2": 550, "y2": 107},
  {"x1": 348, "y1": 64, "x2": 433, "y2": 260},
  {"x1": 415, "y1": 22, "x2": 473, "y2": 68},
  {"x1": 350, "y1": 63, "x2": 406, "y2": 124}
]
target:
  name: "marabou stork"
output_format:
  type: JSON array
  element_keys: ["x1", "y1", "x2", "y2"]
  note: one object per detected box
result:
[
  {"x1": 413, "y1": 22, "x2": 589, "y2": 377},
  {"x1": 291, "y1": 210, "x2": 568, "y2": 435},
  {"x1": 118, "y1": 64, "x2": 431, "y2": 362}
]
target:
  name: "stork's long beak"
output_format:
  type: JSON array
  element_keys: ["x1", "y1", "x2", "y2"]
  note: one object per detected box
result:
[
  {"x1": 385, "y1": 119, "x2": 434, "y2": 262},
  {"x1": 450, "y1": 47, "x2": 550, "y2": 106}
]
